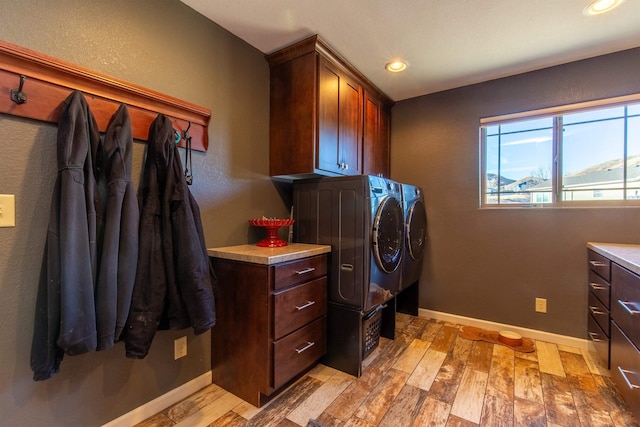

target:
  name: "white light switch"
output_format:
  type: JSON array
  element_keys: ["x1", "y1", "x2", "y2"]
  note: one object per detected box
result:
[{"x1": 0, "y1": 194, "x2": 16, "y2": 227}]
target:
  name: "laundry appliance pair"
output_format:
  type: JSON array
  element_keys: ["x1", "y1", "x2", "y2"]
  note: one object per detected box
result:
[{"x1": 293, "y1": 174, "x2": 426, "y2": 376}]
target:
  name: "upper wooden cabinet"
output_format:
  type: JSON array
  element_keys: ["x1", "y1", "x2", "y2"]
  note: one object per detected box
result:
[
  {"x1": 363, "y1": 90, "x2": 392, "y2": 178},
  {"x1": 267, "y1": 35, "x2": 394, "y2": 179}
]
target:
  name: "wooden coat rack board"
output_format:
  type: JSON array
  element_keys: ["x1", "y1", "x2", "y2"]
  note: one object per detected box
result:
[{"x1": 0, "y1": 40, "x2": 210, "y2": 152}]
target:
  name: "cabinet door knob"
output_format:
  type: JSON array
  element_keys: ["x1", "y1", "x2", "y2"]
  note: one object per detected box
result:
[
  {"x1": 589, "y1": 260, "x2": 606, "y2": 267},
  {"x1": 295, "y1": 300, "x2": 316, "y2": 311},
  {"x1": 589, "y1": 282, "x2": 606, "y2": 290},
  {"x1": 589, "y1": 306, "x2": 606, "y2": 316},
  {"x1": 295, "y1": 267, "x2": 315, "y2": 275},
  {"x1": 294, "y1": 341, "x2": 315, "y2": 354},
  {"x1": 617, "y1": 299, "x2": 640, "y2": 315}
]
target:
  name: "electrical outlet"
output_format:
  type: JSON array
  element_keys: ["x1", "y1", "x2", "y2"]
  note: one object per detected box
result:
[
  {"x1": 0, "y1": 194, "x2": 16, "y2": 227},
  {"x1": 535, "y1": 298, "x2": 547, "y2": 313},
  {"x1": 174, "y1": 336, "x2": 187, "y2": 359}
]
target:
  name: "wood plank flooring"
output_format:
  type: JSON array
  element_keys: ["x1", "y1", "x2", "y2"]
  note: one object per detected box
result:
[{"x1": 136, "y1": 313, "x2": 639, "y2": 427}]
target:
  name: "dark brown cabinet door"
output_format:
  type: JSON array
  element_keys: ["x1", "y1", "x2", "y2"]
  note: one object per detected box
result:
[
  {"x1": 363, "y1": 90, "x2": 391, "y2": 177},
  {"x1": 318, "y1": 56, "x2": 362, "y2": 175}
]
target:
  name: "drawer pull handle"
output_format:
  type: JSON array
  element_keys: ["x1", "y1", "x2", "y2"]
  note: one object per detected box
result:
[
  {"x1": 617, "y1": 300, "x2": 640, "y2": 315},
  {"x1": 295, "y1": 341, "x2": 315, "y2": 354},
  {"x1": 589, "y1": 261, "x2": 607, "y2": 267},
  {"x1": 295, "y1": 267, "x2": 316, "y2": 275},
  {"x1": 617, "y1": 367, "x2": 640, "y2": 390},
  {"x1": 589, "y1": 282, "x2": 606, "y2": 291},
  {"x1": 589, "y1": 306, "x2": 606, "y2": 316},
  {"x1": 295, "y1": 300, "x2": 316, "y2": 311},
  {"x1": 588, "y1": 332, "x2": 602, "y2": 342}
]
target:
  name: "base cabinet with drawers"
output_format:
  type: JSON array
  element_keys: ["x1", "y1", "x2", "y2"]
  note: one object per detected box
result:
[
  {"x1": 208, "y1": 245, "x2": 330, "y2": 407},
  {"x1": 587, "y1": 243, "x2": 640, "y2": 421},
  {"x1": 587, "y1": 249, "x2": 612, "y2": 368}
]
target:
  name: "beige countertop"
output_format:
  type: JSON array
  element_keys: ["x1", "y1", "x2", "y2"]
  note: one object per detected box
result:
[
  {"x1": 207, "y1": 243, "x2": 331, "y2": 265},
  {"x1": 587, "y1": 242, "x2": 640, "y2": 276}
]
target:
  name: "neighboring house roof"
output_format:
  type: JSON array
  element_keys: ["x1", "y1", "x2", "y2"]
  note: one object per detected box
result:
[{"x1": 527, "y1": 164, "x2": 640, "y2": 190}]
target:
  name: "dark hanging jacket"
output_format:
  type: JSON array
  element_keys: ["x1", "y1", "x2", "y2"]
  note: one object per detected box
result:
[
  {"x1": 30, "y1": 91, "x2": 101, "y2": 381},
  {"x1": 124, "y1": 114, "x2": 216, "y2": 358},
  {"x1": 95, "y1": 104, "x2": 139, "y2": 350}
]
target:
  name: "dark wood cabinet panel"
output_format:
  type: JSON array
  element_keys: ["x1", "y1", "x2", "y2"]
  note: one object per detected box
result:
[
  {"x1": 612, "y1": 263, "x2": 640, "y2": 351},
  {"x1": 273, "y1": 276, "x2": 327, "y2": 340},
  {"x1": 210, "y1": 253, "x2": 328, "y2": 407},
  {"x1": 273, "y1": 316, "x2": 326, "y2": 389},
  {"x1": 588, "y1": 249, "x2": 611, "y2": 281},
  {"x1": 363, "y1": 90, "x2": 391, "y2": 178}
]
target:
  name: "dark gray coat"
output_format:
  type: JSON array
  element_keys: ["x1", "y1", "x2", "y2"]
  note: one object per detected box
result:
[
  {"x1": 31, "y1": 91, "x2": 101, "y2": 380},
  {"x1": 124, "y1": 114, "x2": 216, "y2": 359},
  {"x1": 95, "y1": 104, "x2": 139, "y2": 350}
]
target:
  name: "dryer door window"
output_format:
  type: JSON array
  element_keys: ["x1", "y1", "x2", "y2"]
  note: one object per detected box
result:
[
  {"x1": 407, "y1": 200, "x2": 427, "y2": 261},
  {"x1": 373, "y1": 196, "x2": 403, "y2": 273}
]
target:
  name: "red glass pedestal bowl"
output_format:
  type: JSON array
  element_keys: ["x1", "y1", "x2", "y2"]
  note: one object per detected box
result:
[{"x1": 248, "y1": 218, "x2": 294, "y2": 247}]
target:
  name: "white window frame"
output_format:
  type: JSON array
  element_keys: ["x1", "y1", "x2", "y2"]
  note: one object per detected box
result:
[{"x1": 479, "y1": 94, "x2": 640, "y2": 208}]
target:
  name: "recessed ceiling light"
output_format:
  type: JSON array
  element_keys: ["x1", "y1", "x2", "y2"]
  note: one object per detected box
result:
[
  {"x1": 385, "y1": 61, "x2": 407, "y2": 73},
  {"x1": 584, "y1": 0, "x2": 623, "y2": 15}
]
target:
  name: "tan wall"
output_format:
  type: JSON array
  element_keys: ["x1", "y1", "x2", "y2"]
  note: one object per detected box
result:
[
  {"x1": 391, "y1": 47, "x2": 640, "y2": 338},
  {"x1": 0, "y1": 0, "x2": 287, "y2": 425}
]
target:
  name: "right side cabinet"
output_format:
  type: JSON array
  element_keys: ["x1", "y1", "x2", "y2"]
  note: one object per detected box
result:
[
  {"x1": 589, "y1": 248, "x2": 640, "y2": 420},
  {"x1": 610, "y1": 262, "x2": 640, "y2": 417}
]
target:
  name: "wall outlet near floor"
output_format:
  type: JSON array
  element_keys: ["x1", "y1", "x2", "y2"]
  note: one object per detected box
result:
[
  {"x1": 174, "y1": 336, "x2": 187, "y2": 359},
  {"x1": 535, "y1": 298, "x2": 547, "y2": 313}
]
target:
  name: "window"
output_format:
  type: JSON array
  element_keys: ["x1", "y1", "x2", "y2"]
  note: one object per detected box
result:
[{"x1": 480, "y1": 95, "x2": 640, "y2": 207}]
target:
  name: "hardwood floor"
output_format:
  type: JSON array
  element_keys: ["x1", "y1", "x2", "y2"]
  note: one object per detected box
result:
[{"x1": 136, "y1": 313, "x2": 639, "y2": 427}]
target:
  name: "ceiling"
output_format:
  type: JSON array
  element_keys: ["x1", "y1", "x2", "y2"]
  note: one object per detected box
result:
[{"x1": 180, "y1": 0, "x2": 640, "y2": 101}]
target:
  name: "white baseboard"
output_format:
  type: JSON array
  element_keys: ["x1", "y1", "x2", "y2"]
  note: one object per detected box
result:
[
  {"x1": 102, "y1": 371, "x2": 212, "y2": 427},
  {"x1": 418, "y1": 308, "x2": 593, "y2": 351}
]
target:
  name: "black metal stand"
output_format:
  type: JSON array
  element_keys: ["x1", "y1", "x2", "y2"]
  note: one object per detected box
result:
[
  {"x1": 396, "y1": 281, "x2": 419, "y2": 316},
  {"x1": 323, "y1": 299, "x2": 396, "y2": 377}
]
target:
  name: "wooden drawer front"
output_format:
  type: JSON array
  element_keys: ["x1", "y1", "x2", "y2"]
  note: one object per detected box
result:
[
  {"x1": 588, "y1": 269, "x2": 611, "y2": 308},
  {"x1": 588, "y1": 249, "x2": 611, "y2": 281},
  {"x1": 610, "y1": 322, "x2": 640, "y2": 421},
  {"x1": 273, "y1": 255, "x2": 328, "y2": 291},
  {"x1": 588, "y1": 291, "x2": 610, "y2": 337},
  {"x1": 273, "y1": 316, "x2": 326, "y2": 389},
  {"x1": 612, "y1": 263, "x2": 640, "y2": 350},
  {"x1": 273, "y1": 277, "x2": 327, "y2": 340},
  {"x1": 588, "y1": 313, "x2": 610, "y2": 368}
]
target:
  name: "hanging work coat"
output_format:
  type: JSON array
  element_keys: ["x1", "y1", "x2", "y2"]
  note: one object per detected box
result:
[
  {"x1": 124, "y1": 114, "x2": 216, "y2": 359},
  {"x1": 30, "y1": 91, "x2": 101, "y2": 381},
  {"x1": 95, "y1": 104, "x2": 139, "y2": 350}
]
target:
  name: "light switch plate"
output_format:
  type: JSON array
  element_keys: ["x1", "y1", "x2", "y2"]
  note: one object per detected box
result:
[{"x1": 0, "y1": 194, "x2": 16, "y2": 227}]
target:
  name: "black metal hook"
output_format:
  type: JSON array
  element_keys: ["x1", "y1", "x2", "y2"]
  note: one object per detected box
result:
[
  {"x1": 10, "y1": 75, "x2": 27, "y2": 105},
  {"x1": 183, "y1": 122, "x2": 193, "y2": 185}
]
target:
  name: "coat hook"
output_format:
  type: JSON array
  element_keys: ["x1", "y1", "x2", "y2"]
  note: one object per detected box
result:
[{"x1": 10, "y1": 75, "x2": 27, "y2": 105}]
